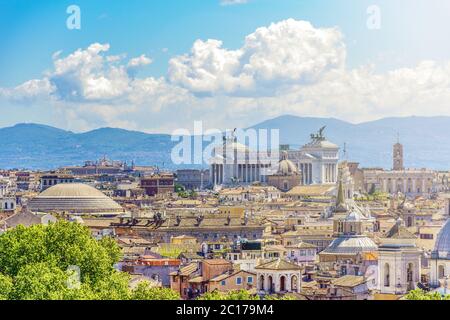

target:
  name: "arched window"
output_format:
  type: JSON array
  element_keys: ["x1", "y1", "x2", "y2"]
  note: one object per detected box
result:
[
  {"x1": 384, "y1": 263, "x2": 390, "y2": 287},
  {"x1": 407, "y1": 263, "x2": 414, "y2": 282},
  {"x1": 438, "y1": 265, "x2": 445, "y2": 278},
  {"x1": 268, "y1": 276, "x2": 274, "y2": 293},
  {"x1": 259, "y1": 275, "x2": 265, "y2": 291},
  {"x1": 407, "y1": 216, "x2": 413, "y2": 227},
  {"x1": 291, "y1": 275, "x2": 298, "y2": 292},
  {"x1": 280, "y1": 275, "x2": 286, "y2": 292}
]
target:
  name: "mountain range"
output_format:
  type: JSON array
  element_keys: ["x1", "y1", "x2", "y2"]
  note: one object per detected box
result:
[{"x1": 1, "y1": 115, "x2": 449, "y2": 170}]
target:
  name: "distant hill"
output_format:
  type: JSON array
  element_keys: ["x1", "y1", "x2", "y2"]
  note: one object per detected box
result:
[{"x1": 1, "y1": 115, "x2": 450, "y2": 170}]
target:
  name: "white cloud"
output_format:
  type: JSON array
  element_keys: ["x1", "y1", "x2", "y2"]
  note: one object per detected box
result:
[
  {"x1": 1, "y1": 19, "x2": 450, "y2": 133},
  {"x1": 168, "y1": 19, "x2": 345, "y2": 96}
]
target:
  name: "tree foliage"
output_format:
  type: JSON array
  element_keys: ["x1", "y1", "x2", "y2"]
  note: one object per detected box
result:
[
  {"x1": 197, "y1": 289, "x2": 259, "y2": 300},
  {"x1": 0, "y1": 220, "x2": 179, "y2": 300},
  {"x1": 197, "y1": 289, "x2": 297, "y2": 300},
  {"x1": 406, "y1": 289, "x2": 450, "y2": 300},
  {"x1": 131, "y1": 281, "x2": 180, "y2": 300}
]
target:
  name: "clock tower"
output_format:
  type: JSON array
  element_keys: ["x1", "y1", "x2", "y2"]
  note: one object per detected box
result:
[{"x1": 393, "y1": 142, "x2": 404, "y2": 171}]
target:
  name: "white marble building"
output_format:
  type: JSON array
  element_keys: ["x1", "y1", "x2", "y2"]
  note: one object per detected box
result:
[
  {"x1": 378, "y1": 219, "x2": 421, "y2": 294},
  {"x1": 288, "y1": 127, "x2": 339, "y2": 185},
  {"x1": 209, "y1": 136, "x2": 277, "y2": 186},
  {"x1": 255, "y1": 259, "x2": 302, "y2": 294}
]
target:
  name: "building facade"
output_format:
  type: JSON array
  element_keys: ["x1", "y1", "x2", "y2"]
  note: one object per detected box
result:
[
  {"x1": 140, "y1": 173, "x2": 175, "y2": 196},
  {"x1": 378, "y1": 220, "x2": 421, "y2": 295},
  {"x1": 209, "y1": 136, "x2": 275, "y2": 186},
  {"x1": 40, "y1": 173, "x2": 75, "y2": 191},
  {"x1": 287, "y1": 127, "x2": 339, "y2": 185},
  {"x1": 176, "y1": 169, "x2": 209, "y2": 190}
]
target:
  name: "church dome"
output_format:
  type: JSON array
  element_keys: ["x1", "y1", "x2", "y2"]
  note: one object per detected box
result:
[
  {"x1": 321, "y1": 235, "x2": 378, "y2": 255},
  {"x1": 277, "y1": 151, "x2": 298, "y2": 175},
  {"x1": 433, "y1": 219, "x2": 450, "y2": 259},
  {"x1": 28, "y1": 183, "x2": 123, "y2": 215},
  {"x1": 278, "y1": 160, "x2": 298, "y2": 175}
]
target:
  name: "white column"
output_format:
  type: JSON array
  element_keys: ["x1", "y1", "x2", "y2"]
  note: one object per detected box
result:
[
  {"x1": 264, "y1": 274, "x2": 269, "y2": 293},
  {"x1": 310, "y1": 164, "x2": 312, "y2": 184},
  {"x1": 286, "y1": 275, "x2": 292, "y2": 292}
]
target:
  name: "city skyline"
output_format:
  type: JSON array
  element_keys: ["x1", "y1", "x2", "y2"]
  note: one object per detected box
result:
[
  {"x1": 3, "y1": 1, "x2": 450, "y2": 305},
  {"x1": 1, "y1": 0, "x2": 450, "y2": 133}
]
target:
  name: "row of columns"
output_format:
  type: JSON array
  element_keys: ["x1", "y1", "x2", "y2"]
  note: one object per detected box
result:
[
  {"x1": 211, "y1": 164, "x2": 223, "y2": 185},
  {"x1": 300, "y1": 163, "x2": 313, "y2": 185},
  {"x1": 323, "y1": 163, "x2": 337, "y2": 183},
  {"x1": 237, "y1": 164, "x2": 265, "y2": 183},
  {"x1": 381, "y1": 178, "x2": 428, "y2": 194},
  {"x1": 211, "y1": 163, "x2": 270, "y2": 185},
  {"x1": 257, "y1": 273, "x2": 301, "y2": 293}
]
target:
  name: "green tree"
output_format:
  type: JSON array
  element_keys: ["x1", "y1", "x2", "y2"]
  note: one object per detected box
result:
[
  {"x1": 197, "y1": 289, "x2": 259, "y2": 300},
  {"x1": 131, "y1": 281, "x2": 180, "y2": 300},
  {"x1": 0, "y1": 273, "x2": 13, "y2": 300},
  {"x1": 0, "y1": 221, "x2": 183, "y2": 300},
  {"x1": 368, "y1": 183, "x2": 376, "y2": 195},
  {"x1": 175, "y1": 184, "x2": 185, "y2": 193},
  {"x1": 406, "y1": 289, "x2": 450, "y2": 300},
  {"x1": 91, "y1": 270, "x2": 131, "y2": 300},
  {"x1": 264, "y1": 294, "x2": 296, "y2": 300},
  {"x1": 0, "y1": 221, "x2": 121, "y2": 286},
  {"x1": 11, "y1": 262, "x2": 71, "y2": 300}
]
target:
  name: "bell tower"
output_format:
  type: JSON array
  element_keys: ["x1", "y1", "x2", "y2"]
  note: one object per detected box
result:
[{"x1": 393, "y1": 139, "x2": 404, "y2": 171}]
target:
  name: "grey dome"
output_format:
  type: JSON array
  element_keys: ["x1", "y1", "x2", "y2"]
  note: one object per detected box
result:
[
  {"x1": 28, "y1": 183, "x2": 123, "y2": 215},
  {"x1": 321, "y1": 235, "x2": 378, "y2": 255},
  {"x1": 433, "y1": 219, "x2": 450, "y2": 259}
]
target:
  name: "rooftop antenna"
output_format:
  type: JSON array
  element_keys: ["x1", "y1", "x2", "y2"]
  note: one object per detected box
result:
[{"x1": 343, "y1": 142, "x2": 347, "y2": 160}]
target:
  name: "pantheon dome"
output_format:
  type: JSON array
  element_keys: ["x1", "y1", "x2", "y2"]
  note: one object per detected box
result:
[{"x1": 28, "y1": 183, "x2": 123, "y2": 216}]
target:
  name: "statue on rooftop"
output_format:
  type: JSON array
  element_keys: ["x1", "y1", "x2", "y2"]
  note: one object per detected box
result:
[{"x1": 310, "y1": 126, "x2": 327, "y2": 142}]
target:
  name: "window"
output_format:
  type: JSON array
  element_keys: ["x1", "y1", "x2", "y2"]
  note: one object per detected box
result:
[
  {"x1": 236, "y1": 277, "x2": 242, "y2": 285},
  {"x1": 384, "y1": 263, "x2": 390, "y2": 287},
  {"x1": 341, "y1": 265, "x2": 347, "y2": 275},
  {"x1": 247, "y1": 276, "x2": 253, "y2": 283},
  {"x1": 221, "y1": 280, "x2": 226, "y2": 286}
]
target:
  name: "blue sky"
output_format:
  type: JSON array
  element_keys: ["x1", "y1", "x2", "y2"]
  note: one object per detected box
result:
[{"x1": 1, "y1": 0, "x2": 450, "y2": 132}]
